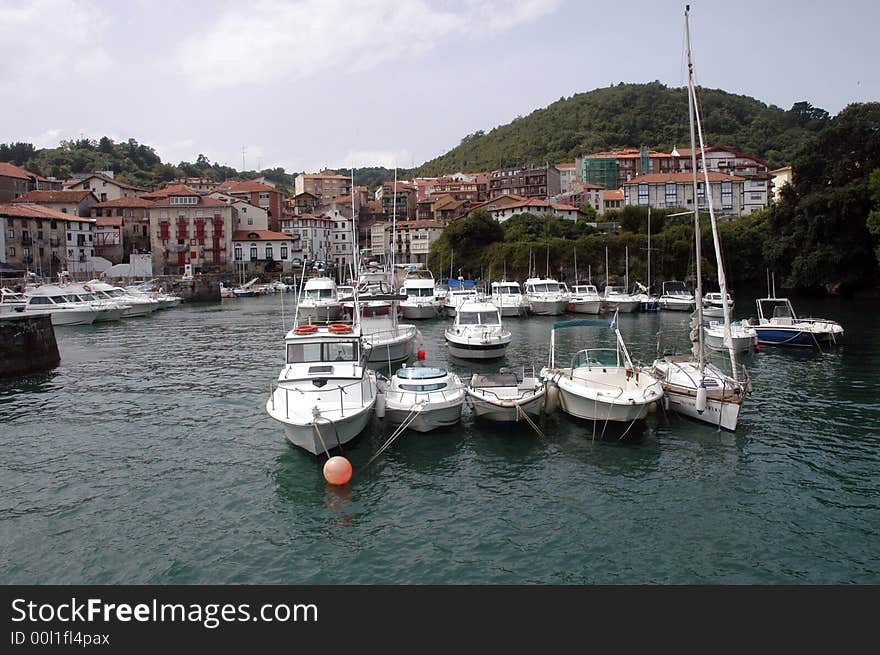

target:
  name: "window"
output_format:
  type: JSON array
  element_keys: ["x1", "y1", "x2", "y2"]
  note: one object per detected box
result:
[
  {"x1": 247, "y1": 216, "x2": 253, "y2": 225},
  {"x1": 67, "y1": 232, "x2": 71, "y2": 241},
  {"x1": 280, "y1": 245, "x2": 288, "y2": 260},
  {"x1": 100, "y1": 193, "x2": 107, "y2": 202},
  {"x1": 697, "y1": 182, "x2": 706, "y2": 207},
  {"x1": 638, "y1": 183, "x2": 649, "y2": 206},
  {"x1": 6, "y1": 229, "x2": 13, "y2": 239},
  {"x1": 37, "y1": 230, "x2": 43, "y2": 240},
  {"x1": 721, "y1": 181, "x2": 733, "y2": 210},
  {"x1": 265, "y1": 245, "x2": 273, "y2": 260},
  {"x1": 234, "y1": 247, "x2": 242, "y2": 261},
  {"x1": 665, "y1": 182, "x2": 677, "y2": 206},
  {"x1": 250, "y1": 246, "x2": 258, "y2": 261},
  {"x1": 61, "y1": 207, "x2": 68, "y2": 213},
  {"x1": 8, "y1": 246, "x2": 15, "y2": 256}
]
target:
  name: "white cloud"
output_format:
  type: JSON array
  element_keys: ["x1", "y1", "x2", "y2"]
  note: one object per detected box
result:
[
  {"x1": 178, "y1": 0, "x2": 561, "y2": 90},
  {"x1": 0, "y1": 0, "x2": 112, "y2": 91},
  {"x1": 341, "y1": 149, "x2": 414, "y2": 170}
]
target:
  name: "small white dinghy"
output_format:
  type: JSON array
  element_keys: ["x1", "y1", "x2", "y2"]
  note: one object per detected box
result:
[
  {"x1": 378, "y1": 364, "x2": 465, "y2": 432},
  {"x1": 466, "y1": 367, "x2": 546, "y2": 423}
]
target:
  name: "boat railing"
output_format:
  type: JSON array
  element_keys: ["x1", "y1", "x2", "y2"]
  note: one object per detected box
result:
[
  {"x1": 387, "y1": 384, "x2": 465, "y2": 405},
  {"x1": 468, "y1": 385, "x2": 541, "y2": 403},
  {"x1": 269, "y1": 375, "x2": 375, "y2": 419}
]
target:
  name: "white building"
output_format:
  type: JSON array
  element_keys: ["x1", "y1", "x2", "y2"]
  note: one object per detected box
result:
[
  {"x1": 232, "y1": 229, "x2": 300, "y2": 275},
  {"x1": 209, "y1": 191, "x2": 269, "y2": 231},
  {"x1": 621, "y1": 172, "x2": 746, "y2": 217},
  {"x1": 770, "y1": 166, "x2": 794, "y2": 202},
  {"x1": 279, "y1": 213, "x2": 332, "y2": 263},
  {"x1": 64, "y1": 173, "x2": 147, "y2": 203},
  {"x1": 486, "y1": 198, "x2": 582, "y2": 223}
]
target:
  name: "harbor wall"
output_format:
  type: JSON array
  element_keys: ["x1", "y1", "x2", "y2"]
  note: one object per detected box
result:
[
  {"x1": 169, "y1": 276, "x2": 221, "y2": 303},
  {"x1": 0, "y1": 314, "x2": 60, "y2": 378}
]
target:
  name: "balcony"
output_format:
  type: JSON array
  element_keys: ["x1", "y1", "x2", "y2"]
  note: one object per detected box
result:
[{"x1": 20, "y1": 236, "x2": 33, "y2": 245}]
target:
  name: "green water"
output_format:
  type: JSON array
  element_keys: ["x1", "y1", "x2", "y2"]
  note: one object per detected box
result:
[{"x1": 1, "y1": 295, "x2": 878, "y2": 584}]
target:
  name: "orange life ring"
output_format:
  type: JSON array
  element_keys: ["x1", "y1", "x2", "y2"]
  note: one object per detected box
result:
[
  {"x1": 295, "y1": 324, "x2": 318, "y2": 334},
  {"x1": 328, "y1": 323, "x2": 353, "y2": 333}
]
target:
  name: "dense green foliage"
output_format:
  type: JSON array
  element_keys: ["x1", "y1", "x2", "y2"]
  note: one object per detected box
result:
[
  {"x1": 0, "y1": 137, "x2": 394, "y2": 194},
  {"x1": 764, "y1": 102, "x2": 880, "y2": 292},
  {"x1": 414, "y1": 83, "x2": 828, "y2": 175}
]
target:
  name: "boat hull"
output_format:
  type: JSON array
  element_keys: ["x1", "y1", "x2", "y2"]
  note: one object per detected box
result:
[
  {"x1": 467, "y1": 390, "x2": 545, "y2": 422},
  {"x1": 557, "y1": 384, "x2": 654, "y2": 422},
  {"x1": 400, "y1": 303, "x2": 439, "y2": 320},
  {"x1": 93, "y1": 307, "x2": 125, "y2": 322},
  {"x1": 385, "y1": 403, "x2": 463, "y2": 432},
  {"x1": 754, "y1": 327, "x2": 837, "y2": 347},
  {"x1": 568, "y1": 300, "x2": 602, "y2": 314},
  {"x1": 659, "y1": 298, "x2": 695, "y2": 311},
  {"x1": 445, "y1": 337, "x2": 509, "y2": 360},
  {"x1": 48, "y1": 309, "x2": 97, "y2": 326},
  {"x1": 528, "y1": 299, "x2": 568, "y2": 315},
  {"x1": 122, "y1": 303, "x2": 155, "y2": 317},
  {"x1": 704, "y1": 331, "x2": 756, "y2": 353},
  {"x1": 364, "y1": 330, "x2": 418, "y2": 365},
  {"x1": 662, "y1": 388, "x2": 742, "y2": 432},
  {"x1": 604, "y1": 299, "x2": 641, "y2": 313},
  {"x1": 281, "y1": 406, "x2": 373, "y2": 455}
]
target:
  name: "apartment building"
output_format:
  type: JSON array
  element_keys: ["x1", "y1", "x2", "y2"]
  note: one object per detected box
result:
[
  {"x1": 0, "y1": 203, "x2": 96, "y2": 277},
  {"x1": 621, "y1": 172, "x2": 746, "y2": 217},
  {"x1": 294, "y1": 171, "x2": 350, "y2": 199},
  {"x1": 14, "y1": 189, "x2": 98, "y2": 217},
  {"x1": 488, "y1": 165, "x2": 561, "y2": 200},
  {"x1": 64, "y1": 173, "x2": 148, "y2": 203},
  {"x1": 90, "y1": 197, "x2": 156, "y2": 263}
]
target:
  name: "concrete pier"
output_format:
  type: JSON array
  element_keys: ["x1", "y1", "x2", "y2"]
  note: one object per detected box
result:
[{"x1": 0, "y1": 314, "x2": 60, "y2": 377}]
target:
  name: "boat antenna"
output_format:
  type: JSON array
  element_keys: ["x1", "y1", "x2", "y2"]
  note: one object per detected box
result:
[
  {"x1": 625, "y1": 245, "x2": 629, "y2": 291},
  {"x1": 574, "y1": 247, "x2": 578, "y2": 282},
  {"x1": 545, "y1": 243, "x2": 550, "y2": 278},
  {"x1": 391, "y1": 167, "x2": 397, "y2": 274},
  {"x1": 605, "y1": 245, "x2": 609, "y2": 290},
  {"x1": 647, "y1": 206, "x2": 652, "y2": 293},
  {"x1": 689, "y1": 4, "x2": 737, "y2": 380},
  {"x1": 685, "y1": 4, "x2": 705, "y2": 373},
  {"x1": 772, "y1": 271, "x2": 776, "y2": 297}
]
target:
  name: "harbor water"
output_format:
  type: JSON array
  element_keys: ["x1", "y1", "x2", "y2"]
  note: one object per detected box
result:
[{"x1": 1, "y1": 294, "x2": 878, "y2": 584}]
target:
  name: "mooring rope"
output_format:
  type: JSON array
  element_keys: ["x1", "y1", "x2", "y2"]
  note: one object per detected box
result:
[{"x1": 356, "y1": 402, "x2": 425, "y2": 474}]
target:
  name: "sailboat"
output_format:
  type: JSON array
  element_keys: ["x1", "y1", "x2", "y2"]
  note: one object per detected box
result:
[
  {"x1": 650, "y1": 5, "x2": 750, "y2": 432},
  {"x1": 265, "y1": 170, "x2": 378, "y2": 455},
  {"x1": 603, "y1": 245, "x2": 641, "y2": 313},
  {"x1": 633, "y1": 207, "x2": 660, "y2": 311}
]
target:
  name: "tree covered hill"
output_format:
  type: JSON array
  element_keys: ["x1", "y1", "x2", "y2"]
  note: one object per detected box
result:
[{"x1": 414, "y1": 82, "x2": 830, "y2": 175}]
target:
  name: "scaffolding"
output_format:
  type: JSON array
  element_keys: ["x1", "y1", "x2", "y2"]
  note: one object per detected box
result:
[{"x1": 582, "y1": 157, "x2": 619, "y2": 190}]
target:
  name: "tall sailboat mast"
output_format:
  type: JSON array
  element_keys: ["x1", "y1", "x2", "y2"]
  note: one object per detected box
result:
[
  {"x1": 687, "y1": 7, "x2": 738, "y2": 381},
  {"x1": 391, "y1": 167, "x2": 398, "y2": 274},
  {"x1": 350, "y1": 168, "x2": 361, "y2": 323},
  {"x1": 685, "y1": 5, "x2": 705, "y2": 372}
]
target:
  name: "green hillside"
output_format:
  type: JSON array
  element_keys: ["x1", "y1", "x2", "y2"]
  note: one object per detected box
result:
[{"x1": 414, "y1": 82, "x2": 829, "y2": 175}]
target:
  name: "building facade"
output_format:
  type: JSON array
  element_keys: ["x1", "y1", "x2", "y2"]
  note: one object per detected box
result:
[
  {"x1": 232, "y1": 230, "x2": 299, "y2": 275},
  {"x1": 90, "y1": 197, "x2": 156, "y2": 264},
  {"x1": 488, "y1": 165, "x2": 561, "y2": 199},
  {"x1": 215, "y1": 180, "x2": 285, "y2": 232},
  {"x1": 147, "y1": 184, "x2": 236, "y2": 275},
  {"x1": 14, "y1": 190, "x2": 98, "y2": 217},
  {"x1": 0, "y1": 203, "x2": 96, "y2": 277},
  {"x1": 621, "y1": 172, "x2": 746, "y2": 217},
  {"x1": 279, "y1": 214, "x2": 332, "y2": 263},
  {"x1": 294, "y1": 171, "x2": 351, "y2": 199},
  {"x1": 64, "y1": 173, "x2": 148, "y2": 203}
]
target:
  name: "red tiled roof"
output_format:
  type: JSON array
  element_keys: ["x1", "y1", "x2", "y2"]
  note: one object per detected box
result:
[
  {"x1": 232, "y1": 230, "x2": 297, "y2": 241},
  {"x1": 143, "y1": 183, "x2": 200, "y2": 198},
  {"x1": 13, "y1": 190, "x2": 94, "y2": 203},
  {"x1": 63, "y1": 173, "x2": 147, "y2": 191},
  {"x1": 300, "y1": 172, "x2": 348, "y2": 180},
  {"x1": 555, "y1": 162, "x2": 577, "y2": 169},
  {"x1": 487, "y1": 198, "x2": 580, "y2": 213},
  {"x1": 218, "y1": 179, "x2": 277, "y2": 193},
  {"x1": 603, "y1": 190, "x2": 624, "y2": 201},
  {"x1": 622, "y1": 172, "x2": 745, "y2": 184},
  {"x1": 0, "y1": 162, "x2": 37, "y2": 180},
  {"x1": 96, "y1": 216, "x2": 123, "y2": 227},
  {"x1": 94, "y1": 197, "x2": 157, "y2": 208},
  {"x1": 0, "y1": 202, "x2": 95, "y2": 222},
  {"x1": 395, "y1": 220, "x2": 444, "y2": 229}
]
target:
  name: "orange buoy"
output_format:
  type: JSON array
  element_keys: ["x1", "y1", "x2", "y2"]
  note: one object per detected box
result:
[
  {"x1": 323, "y1": 456, "x2": 352, "y2": 485},
  {"x1": 328, "y1": 323, "x2": 353, "y2": 333},
  {"x1": 417, "y1": 349, "x2": 426, "y2": 360},
  {"x1": 295, "y1": 324, "x2": 318, "y2": 334}
]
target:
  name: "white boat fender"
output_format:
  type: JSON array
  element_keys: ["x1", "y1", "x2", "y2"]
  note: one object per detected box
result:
[
  {"x1": 375, "y1": 391, "x2": 386, "y2": 419},
  {"x1": 544, "y1": 381, "x2": 560, "y2": 415},
  {"x1": 696, "y1": 382, "x2": 707, "y2": 414}
]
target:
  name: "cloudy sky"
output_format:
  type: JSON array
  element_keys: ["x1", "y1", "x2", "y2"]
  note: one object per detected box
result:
[{"x1": 2, "y1": 0, "x2": 877, "y2": 173}]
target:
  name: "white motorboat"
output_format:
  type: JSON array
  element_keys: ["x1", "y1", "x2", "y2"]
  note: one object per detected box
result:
[
  {"x1": 445, "y1": 300, "x2": 511, "y2": 359},
  {"x1": 602, "y1": 285, "x2": 641, "y2": 313},
  {"x1": 22, "y1": 285, "x2": 98, "y2": 325},
  {"x1": 631, "y1": 283, "x2": 660, "y2": 312},
  {"x1": 442, "y1": 284, "x2": 479, "y2": 318},
  {"x1": 567, "y1": 283, "x2": 602, "y2": 314},
  {"x1": 752, "y1": 296, "x2": 843, "y2": 347},
  {"x1": 356, "y1": 298, "x2": 421, "y2": 366},
  {"x1": 658, "y1": 280, "x2": 695, "y2": 312},
  {"x1": 649, "y1": 7, "x2": 751, "y2": 433},
  {"x1": 540, "y1": 314, "x2": 664, "y2": 423},
  {"x1": 490, "y1": 280, "x2": 527, "y2": 317},
  {"x1": 0, "y1": 287, "x2": 27, "y2": 315},
  {"x1": 86, "y1": 280, "x2": 158, "y2": 317},
  {"x1": 265, "y1": 321, "x2": 377, "y2": 455},
  {"x1": 399, "y1": 269, "x2": 442, "y2": 319},
  {"x1": 378, "y1": 365, "x2": 465, "y2": 432},
  {"x1": 523, "y1": 277, "x2": 568, "y2": 315},
  {"x1": 704, "y1": 320, "x2": 757, "y2": 353},
  {"x1": 466, "y1": 367, "x2": 546, "y2": 422},
  {"x1": 702, "y1": 291, "x2": 734, "y2": 319},
  {"x1": 297, "y1": 276, "x2": 343, "y2": 322},
  {"x1": 65, "y1": 283, "x2": 127, "y2": 322},
  {"x1": 220, "y1": 283, "x2": 235, "y2": 298}
]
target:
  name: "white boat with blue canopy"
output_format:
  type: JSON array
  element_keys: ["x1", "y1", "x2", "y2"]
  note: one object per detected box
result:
[{"x1": 540, "y1": 313, "x2": 664, "y2": 424}]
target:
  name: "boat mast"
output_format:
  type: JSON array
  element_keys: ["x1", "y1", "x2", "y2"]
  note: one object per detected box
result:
[
  {"x1": 685, "y1": 4, "x2": 705, "y2": 372},
  {"x1": 625, "y1": 245, "x2": 629, "y2": 291},
  {"x1": 574, "y1": 247, "x2": 578, "y2": 283},
  {"x1": 605, "y1": 245, "x2": 609, "y2": 290},
  {"x1": 688, "y1": 5, "x2": 738, "y2": 381},
  {"x1": 647, "y1": 207, "x2": 651, "y2": 293},
  {"x1": 391, "y1": 167, "x2": 397, "y2": 275},
  {"x1": 351, "y1": 167, "x2": 361, "y2": 325}
]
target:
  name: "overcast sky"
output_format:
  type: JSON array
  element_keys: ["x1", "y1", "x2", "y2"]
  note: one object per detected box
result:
[{"x1": 2, "y1": 0, "x2": 877, "y2": 173}]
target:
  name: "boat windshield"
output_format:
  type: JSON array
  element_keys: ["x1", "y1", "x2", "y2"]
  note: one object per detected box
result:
[
  {"x1": 406, "y1": 287, "x2": 433, "y2": 297},
  {"x1": 493, "y1": 285, "x2": 519, "y2": 295},
  {"x1": 458, "y1": 311, "x2": 500, "y2": 325},
  {"x1": 286, "y1": 340, "x2": 359, "y2": 364},
  {"x1": 663, "y1": 282, "x2": 689, "y2": 295},
  {"x1": 399, "y1": 382, "x2": 448, "y2": 392},
  {"x1": 574, "y1": 285, "x2": 597, "y2": 294},
  {"x1": 50, "y1": 295, "x2": 68, "y2": 304},
  {"x1": 571, "y1": 348, "x2": 620, "y2": 369},
  {"x1": 529, "y1": 283, "x2": 559, "y2": 293},
  {"x1": 397, "y1": 366, "x2": 446, "y2": 380},
  {"x1": 306, "y1": 289, "x2": 334, "y2": 299},
  {"x1": 605, "y1": 286, "x2": 625, "y2": 295}
]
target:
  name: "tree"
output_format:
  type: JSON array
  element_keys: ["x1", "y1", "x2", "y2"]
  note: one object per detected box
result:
[
  {"x1": 428, "y1": 209, "x2": 503, "y2": 278},
  {"x1": 867, "y1": 168, "x2": 880, "y2": 268}
]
